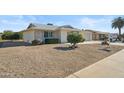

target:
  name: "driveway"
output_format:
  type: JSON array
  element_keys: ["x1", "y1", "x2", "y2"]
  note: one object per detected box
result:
[
  {"x1": 67, "y1": 49, "x2": 124, "y2": 78},
  {"x1": 0, "y1": 42, "x2": 3, "y2": 47},
  {"x1": 0, "y1": 40, "x2": 30, "y2": 48},
  {"x1": 77, "y1": 41, "x2": 124, "y2": 46}
]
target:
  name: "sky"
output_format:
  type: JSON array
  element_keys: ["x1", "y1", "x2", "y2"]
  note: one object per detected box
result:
[{"x1": 0, "y1": 15, "x2": 124, "y2": 33}]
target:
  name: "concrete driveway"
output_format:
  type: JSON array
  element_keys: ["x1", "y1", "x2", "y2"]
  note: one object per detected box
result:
[
  {"x1": 0, "y1": 40, "x2": 30, "y2": 48},
  {"x1": 78, "y1": 41, "x2": 124, "y2": 46},
  {"x1": 67, "y1": 49, "x2": 124, "y2": 78}
]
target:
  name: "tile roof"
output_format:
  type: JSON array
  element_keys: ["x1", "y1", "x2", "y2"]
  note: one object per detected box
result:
[
  {"x1": 85, "y1": 29, "x2": 109, "y2": 34},
  {"x1": 26, "y1": 23, "x2": 81, "y2": 31}
]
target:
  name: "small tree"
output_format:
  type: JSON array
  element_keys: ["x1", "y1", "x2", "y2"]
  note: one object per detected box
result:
[{"x1": 67, "y1": 33, "x2": 84, "y2": 48}]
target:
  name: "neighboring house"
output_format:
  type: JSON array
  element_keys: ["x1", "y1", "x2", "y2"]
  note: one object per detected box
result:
[
  {"x1": 84, "y1": 29, "x2": 109, "y2": 40},
  {"x1": 98, "y1": 31, "x2": 109, "y2": 40},
  {"x1": 109, "y1": 33, "x2": 118, "y2": 42},
  {"x1": 23, "y1": 23, "x2": 83, "y2": 43}
]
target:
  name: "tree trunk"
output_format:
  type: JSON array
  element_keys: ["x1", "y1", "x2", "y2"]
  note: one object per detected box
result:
[
  {"x1": 71, "y1": 43, "x2": 77, "y2": 49},
  {"x1": 118, "y1": 28, "x2": 121, "y2": 41},
  {"x1": 118, "y1": 28, "x2": 121, "y2": 36}
]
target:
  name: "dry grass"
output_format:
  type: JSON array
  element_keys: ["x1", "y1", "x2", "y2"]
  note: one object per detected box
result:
[{"x1": 0, "y1": 44, "x2": 123, "y2": 78}]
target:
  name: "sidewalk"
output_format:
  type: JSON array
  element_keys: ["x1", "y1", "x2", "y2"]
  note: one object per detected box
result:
[
  {"x1": 78, "y1": 41, "x2": 124, "y2": 46},
  {"x1": 67, "y1": 49, "x2": 124, "y2": 78},
  {"x1": 110, "y1": 42, "x2": 124, "y2": 46}
]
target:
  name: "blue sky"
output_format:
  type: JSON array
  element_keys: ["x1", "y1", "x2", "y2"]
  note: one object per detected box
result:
[{"x1": 0, "y1": 15, "x2": 124, "y2": 33}]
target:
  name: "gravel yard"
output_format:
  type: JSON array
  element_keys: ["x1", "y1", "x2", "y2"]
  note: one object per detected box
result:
[{"x1": 0, "y1": 43, "x2": 123, "y2": 78}]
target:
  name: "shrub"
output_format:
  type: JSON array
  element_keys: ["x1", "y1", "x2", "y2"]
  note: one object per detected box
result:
[
  {"x1": 1, "y1": 30, "x2": 13, "y2": 40},
  {"x1": 32, "y1": 40, "x2": 41, "y2": 45},
  {"x1": 1, "y1": 30, "x2": 23, "y2": 40},
  {"x1": 81, "y1": 38, "x2": 85, "y2": 42},
  {"x1": 45, "y1": 38, "x2": 59, "y2": 44},
  {"x1": 12, "y1": 33, "x2": 20, "y2": 40},
  {"x1": 67, "y1": 33, "x2": 84, "y2": 48}
]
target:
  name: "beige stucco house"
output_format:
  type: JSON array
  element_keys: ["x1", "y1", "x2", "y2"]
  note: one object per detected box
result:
[
  {"x1": 23, "y1": 23, "x2": 83, "y2": 43},
  {"x1": 84, "y1": 29, "x2": 109, "y2": 40}
]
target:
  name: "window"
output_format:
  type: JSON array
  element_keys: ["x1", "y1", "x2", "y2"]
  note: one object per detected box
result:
[
  {"x1": 49, "y1": 32, "x2": 53, "y2": 37},
  {"x1": 100, "y1": 34, "x2": 104, "y2": 38},
  {"x1": 44, "y1": 31, "x2": 53, "y2": 38}
]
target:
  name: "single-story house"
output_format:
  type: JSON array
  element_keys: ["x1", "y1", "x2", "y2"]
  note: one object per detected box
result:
[
  {"x1": 109, "y1": 33, "x2": 118, "y2": 42},
  {"x1": 84, "y1": 29, "x2": 109, "y2": 40},
  {"x1": 23, "y1": 23, "x2": 83, "y2": 43},
  {"x1": 109, "y1": 33, "x2": 118, "y2": 39}
]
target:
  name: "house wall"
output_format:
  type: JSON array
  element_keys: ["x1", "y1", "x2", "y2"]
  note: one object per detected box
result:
[
  {"x1": 92, "y1": 32, "x2": 99, "y2": 40},
  {"x1": 23, "y1": 30, "x2": 34, "y2": 43},
  {"x1": 34, "y1": 30, "x2": 62, "y2": 43},
  {"x1": 83, "y1": 31, "x2": 92, "y2": 41},
  {"x1": 53, "y1": 31, "x2": 61, "y2": 42},
  {"x1": 60, "y1": 30, "x2": 67, "y2": 43},
  {"x1": 52, "y1": 31, "x2": 60, "y2": 38},
  {"x1": 96, "y1": 34, "x2": 99, "y2": 40},
  {"x1": 34, "y1": 30, "x2": 44, "y2": 42},
  {"x1": 99, "y1": 34, "x2": 108, "y2": 40},
  {"x1": 23, "y1": 29, "x2": 83, "y2": 43},
  {"x1": 23, "y1": 30, "x2": 62, "y2": 43}
]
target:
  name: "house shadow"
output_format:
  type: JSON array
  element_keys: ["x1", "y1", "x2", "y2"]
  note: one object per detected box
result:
[
  {"x1": 54, "y1": 46, "x2": 74, "y2": 51},
  {"x1": 0, "y1": 40, "x2": 31, "y2": 48}
]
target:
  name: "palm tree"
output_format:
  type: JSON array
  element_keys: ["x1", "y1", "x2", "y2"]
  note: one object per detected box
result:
[{"x1": 112, "y1": 17, "x2": 124, "y2": 37}]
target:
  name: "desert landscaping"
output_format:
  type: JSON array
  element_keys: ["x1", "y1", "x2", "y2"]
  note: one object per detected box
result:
[
  {"x1": 0, "y1": 42, "x2": 123, "y2": 78},
  {"x1": 0, "y1": 16, "x2": 124, "y2": 78}
]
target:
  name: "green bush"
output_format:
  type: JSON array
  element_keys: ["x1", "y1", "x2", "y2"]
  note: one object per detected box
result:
[
  {"x1": 32, "y1": 40, "x2": 41, "y2": 45},
  {"x1": 45, "y1": 38, "x2": 59, "y2": 44},
  {"x1": 1, "y1": 31, "x2": 13, "y2": 40},
  {"x1": 12, "y1": 33, "x2": 20, "y2": 40},
  {"x1": 1, "y1": 30, "x2": 23, "y2": 40},
  {"x1": 81, "y1": 38, "x2": 85, "y2": 42},
  {"x1": 67, "y1": 33, "x2": 84, "y2": 48}
]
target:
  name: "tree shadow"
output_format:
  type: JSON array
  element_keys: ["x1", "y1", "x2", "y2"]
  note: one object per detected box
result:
[{"x1": 54, "y1": 46, "x2": 74, "y2": 51}]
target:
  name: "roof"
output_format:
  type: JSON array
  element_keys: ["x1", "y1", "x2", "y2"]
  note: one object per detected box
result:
[
  {"x1": 26, "y1": 23, "x2": 81, "y2": 32},
  {"x1": 27, "y1": 23, "x2": 59, "y2": 31},
  {"x1": 59, "y1": 25, "x2": 74, "y2": 29},
  {"x1": 85, "y1": 29, "x2": 109, "y2": 34}
]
